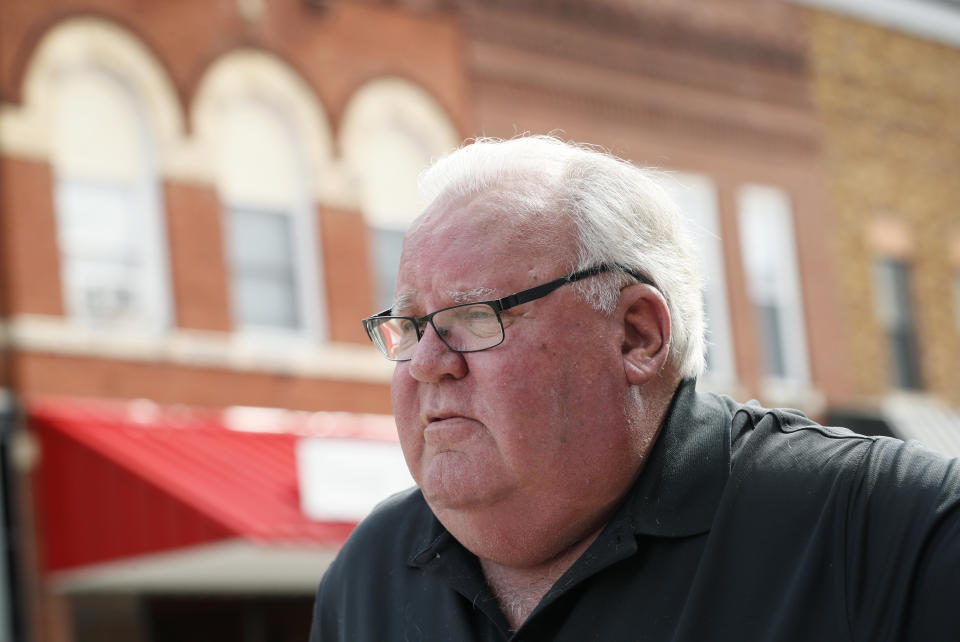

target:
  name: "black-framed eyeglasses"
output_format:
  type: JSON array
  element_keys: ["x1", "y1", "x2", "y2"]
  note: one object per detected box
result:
[{"x1": 361, "y1": 263, "x2": 652, "y2": 361}]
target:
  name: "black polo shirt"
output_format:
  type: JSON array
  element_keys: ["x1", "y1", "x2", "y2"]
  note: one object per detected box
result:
[{"x1": 310, "y1": 381, "x2": 960, "y2": 641}]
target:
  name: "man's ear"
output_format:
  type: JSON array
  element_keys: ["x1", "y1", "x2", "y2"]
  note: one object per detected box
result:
[{"x1": 620, "y1": 284, "x2": 671, "y2": 386}]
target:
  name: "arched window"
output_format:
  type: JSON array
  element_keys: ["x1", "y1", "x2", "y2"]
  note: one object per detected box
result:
[
  {"x1": 194, "y1": 50, "x2": 331, "y2": 340},
  {"x1": 218, "y1": 99, "x2": 308, "y2": 331},
  {"x1": 340, "y1": 78, "x2": 458, "y2": 310},
  {"x1": 27, "y1": 20, "x2": 176, "y2": 333}
]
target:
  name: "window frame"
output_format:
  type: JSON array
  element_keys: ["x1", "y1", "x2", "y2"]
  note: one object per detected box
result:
[
  {"x1": 213, "y1": 95, "x2": 324, "y2": 342},
  {"x1": 51, "y1": 65, "x2": 172, "y2": 334},
  {"x1": 737, "y1": 183, "x2": 811, "y2": 387},
  {"x1": 873, "y1": 257, "x2": 924, "y2": 390}
]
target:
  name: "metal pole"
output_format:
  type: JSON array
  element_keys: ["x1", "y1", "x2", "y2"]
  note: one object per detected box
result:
[{"x1": 0, "y1": 389, "x2": 22, "y2": 642}]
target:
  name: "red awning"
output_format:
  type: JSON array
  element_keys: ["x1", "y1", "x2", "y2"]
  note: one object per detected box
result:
[{"x1": 30, "y1": 396, "x2": 400, "y2": 587}]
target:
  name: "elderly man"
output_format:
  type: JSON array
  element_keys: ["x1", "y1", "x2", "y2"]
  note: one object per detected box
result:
[{"x1": 310, "y1": 137, "x2": 960, "y2": 641}]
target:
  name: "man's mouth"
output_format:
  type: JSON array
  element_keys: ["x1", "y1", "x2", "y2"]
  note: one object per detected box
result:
[
  {"x1": 424, "y1": 408, "x2": 469, "y2": 424},
  {"x1": 422, "y1": 413, "x2": 479, "y2": 446}
]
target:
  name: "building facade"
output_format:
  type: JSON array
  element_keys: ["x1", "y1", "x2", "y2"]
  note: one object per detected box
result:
[
  {"x1": 0, "y1": 0, "x2": 957, "y2": 640},
  {"x1": 806, "y1": 6, "x2": 960, "y2": 405}
]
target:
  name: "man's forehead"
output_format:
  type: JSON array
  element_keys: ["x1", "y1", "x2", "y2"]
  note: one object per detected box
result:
[
  {"x1": 393, "y1": 286, "x2": 497, "y2": 312},
  {"x1": 394, "y1": 192, "x2": 576, "y2": 312},
  {"x1": 407, "y1": 189, "x2": 564, "y2": 247}
]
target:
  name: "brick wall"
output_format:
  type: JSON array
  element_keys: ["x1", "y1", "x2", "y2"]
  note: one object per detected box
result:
[
  {"x1": 807, "y1": 10, "x2": 960, "y2": 404},
  {"x1": 163, "y1": 181, "x2": 232, "y2": 333},
  {"x1": 0, "y1": 0, "x2": 469, "y2": 413},
  {"x1": 14, "y1": 353, "x2": 392, "y2": 414},
  {"x1": 0, "y1": 157, "x2": 62, "y2": 316},
  {"x1": 0, "y1": 1, "x2": 473, "y2": 133},
  {"x1": 320, "y1": 205, "x2": 375, "y2": 345}
]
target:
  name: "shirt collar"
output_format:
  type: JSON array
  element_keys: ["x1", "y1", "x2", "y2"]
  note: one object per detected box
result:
[{"x1": 624, "y1": 378, "x2": 733, "y2": 537}]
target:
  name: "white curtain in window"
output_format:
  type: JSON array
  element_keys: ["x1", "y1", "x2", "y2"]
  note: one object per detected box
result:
[{"x1": 737, "y1": 184, "x2": 809, "y2": 384}]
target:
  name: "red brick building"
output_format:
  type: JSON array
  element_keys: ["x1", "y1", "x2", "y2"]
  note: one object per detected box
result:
[{"x1": 0, "y1": 1, "x2": 957, "y2": 640}]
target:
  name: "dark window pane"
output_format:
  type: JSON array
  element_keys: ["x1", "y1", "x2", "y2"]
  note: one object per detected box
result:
[
  {"x1": 228, "y1": 208, "x2": 300, "y2": 330},
  {"x1": 874, "y1": 259, "x2": 922, "y2": 390},
  {"x1": 757, "y1": 303, "x2": 786, "y2": 379}
]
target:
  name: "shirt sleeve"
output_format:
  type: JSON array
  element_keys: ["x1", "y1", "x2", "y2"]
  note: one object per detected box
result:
[
  {"x1": 844, "y1": 437, "x2": 960, "y2": 641},
  {"x1": 308, "y1": 568, "x2": 336, "y2": 642},
  {"x1": 900, "y1": 501, "x2": 960, "y2": 640}
]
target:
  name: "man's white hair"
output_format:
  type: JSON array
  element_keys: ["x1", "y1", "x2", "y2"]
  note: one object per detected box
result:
[{"x1": 417, "y1": 135, "x2": 706, "y2": 379}]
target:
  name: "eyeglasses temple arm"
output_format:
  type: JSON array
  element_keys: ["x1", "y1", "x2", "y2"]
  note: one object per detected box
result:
[
  {"x1": 496, "y1": 276, "x2": 571, "y2": 312},
  {"x1": 495, "y1": 264, "x2": 654, "y2": 312}
]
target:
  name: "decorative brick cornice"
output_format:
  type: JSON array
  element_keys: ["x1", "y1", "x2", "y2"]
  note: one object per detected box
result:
[{"x1": 460, "y1": 0, "x2": 807, "y2": 74}]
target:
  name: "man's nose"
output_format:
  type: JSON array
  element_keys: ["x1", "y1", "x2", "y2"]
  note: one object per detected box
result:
[{"x1": 407, "y1": 321, "x2": 468, "y2": 382}]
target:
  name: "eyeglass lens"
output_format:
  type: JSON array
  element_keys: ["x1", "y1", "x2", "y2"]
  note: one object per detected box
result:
[{"x1": 369, "y1": 303, "x2": 505, "y2": 360}]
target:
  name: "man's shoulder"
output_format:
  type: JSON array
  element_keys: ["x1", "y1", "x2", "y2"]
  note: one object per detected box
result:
[
  {"x1": 719, "y1": 394, "x2": 960, "y2": 504},
  {"x1": 727, "y1": 399, "x2": 874, "y2": 470},
  {"x1": 680, "y1": 390, "x2": 960, "y2": 639}
]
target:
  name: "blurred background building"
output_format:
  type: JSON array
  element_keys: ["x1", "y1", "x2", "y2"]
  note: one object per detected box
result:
[{"x1": 0, "y1": 0, "x2": 958, "y2": 640}]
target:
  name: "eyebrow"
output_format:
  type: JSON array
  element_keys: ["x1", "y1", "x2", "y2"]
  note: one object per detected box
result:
[
  {"x1": 448, "y1": 287, "x2": 496, "y2": 304},
  {"x1": 391, "y1": 286, "x2": 497, "y2": 314},
  {"x1": 392, "y1": 290, "x2": 416, "y2": 313}
]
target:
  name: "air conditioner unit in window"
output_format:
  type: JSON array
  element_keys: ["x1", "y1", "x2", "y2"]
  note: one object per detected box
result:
[{"x1": 81, "y1": 285, "x2": 138, "y2": 324}]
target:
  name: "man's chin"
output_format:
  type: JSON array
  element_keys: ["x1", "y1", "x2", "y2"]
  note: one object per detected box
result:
[
  {"x1": 421, "y1": 485, "x2": 496, "y2": 512},
  {"x1": 420, "y1": 477, "x2": 506, "y2": 513},
  {"x1": 416, "y1": 452, "x2": 513, "y2": 511}
]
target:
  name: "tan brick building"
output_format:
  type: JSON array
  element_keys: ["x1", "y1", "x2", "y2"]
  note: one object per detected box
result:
[
  {"x1": 805, "y1": 8, "x2": 960, "y2": 405},
  {"x1": 0, "y1": 0, "x2": 957, "y2": 640}
]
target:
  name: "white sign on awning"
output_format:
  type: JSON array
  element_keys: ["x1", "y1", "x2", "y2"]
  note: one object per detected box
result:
[{"x1": 296, "y1": 438, "x2": 415, "y2": 522}]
